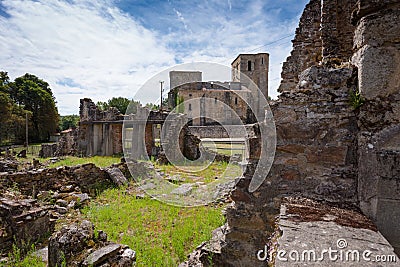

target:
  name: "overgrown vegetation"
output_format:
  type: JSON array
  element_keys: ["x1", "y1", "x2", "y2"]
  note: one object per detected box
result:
[
  {"x1": 83, "y1": 188, "x2": 225, "y2": 266},
  {"x1": 349, "y1": 89, "x2": 364, "y2": 109},
  {"x1": 1, "y1": 244, "x2": 45, "y2": 267},
  {"x1": 97, "y1": 97, "x2": 139, "y2": 115}
]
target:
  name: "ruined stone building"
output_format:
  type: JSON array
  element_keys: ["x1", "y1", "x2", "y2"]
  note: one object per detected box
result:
[
  {"x1": 77, "y1": 98, "x2": 124, "y2": 156},
  {"x1": 206, "y1": 0, "x2": 400, "y2": 266},
  {"x1": 168, "y1": 53, "x2": 269, "y2": 126}
]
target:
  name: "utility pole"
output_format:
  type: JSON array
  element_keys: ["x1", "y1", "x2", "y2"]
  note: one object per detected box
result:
[
  {"x1": 25, "y1": 112, "x2": 28, "y2": 148},
  {"x1": 160, "y1": 80, "x2": 164, "y2": 111}
]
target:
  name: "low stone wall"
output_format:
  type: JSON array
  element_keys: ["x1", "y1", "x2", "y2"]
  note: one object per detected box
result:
[
  {"x1": 188, "y1": 125, "x2": 246, "y2": 139},
  {"x1": 39, "y1": 143, "x2": 57, "y2": 158},
  {"x1": 0, "y1": 163, "x2": 130, "y2": 197},
  {"x1": 0, "y1": 197, "x2": 53, "y2": 254}
]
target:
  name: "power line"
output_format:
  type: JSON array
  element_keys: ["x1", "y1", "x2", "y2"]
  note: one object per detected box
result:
[
  {"x1": 217, "y1": 33, "x2": 294, "y2": 64},
  {"x1": 246, "y1": 33, "x2": 294, "y2": 53}
]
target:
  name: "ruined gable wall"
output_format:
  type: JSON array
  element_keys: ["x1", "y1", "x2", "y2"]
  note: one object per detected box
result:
[
  {"x1": 279, "y1": 0, "x2": 357, "y2": 93},
  {"x1": 278, "y1": 0, "x2": 322, "y2": 93},
  {"x1": 221, "y1": 66, "x2": 359, "y2": 266},
  {"x1": 321, "y1": 0, "x2": 357, "y2": 64},
  {"x1": 78, "y1": 99, "x2": 123, "y2": 156}
]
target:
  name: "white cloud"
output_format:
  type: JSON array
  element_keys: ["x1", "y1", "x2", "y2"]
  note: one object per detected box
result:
[
  {"x1": 0, "y1": 0, "x2": 175, "y2": 114},
  {"x1": 0, "y1": 0, "x2": 306, "y2": 114}
]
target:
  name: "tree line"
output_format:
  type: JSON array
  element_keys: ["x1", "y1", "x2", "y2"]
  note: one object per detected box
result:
[
  {"x1": 0, "y1": 71, "x2": 58, "y2": 145},
  {"x1": 0, "y1": 70, "x2": 165, "y2": 145}
]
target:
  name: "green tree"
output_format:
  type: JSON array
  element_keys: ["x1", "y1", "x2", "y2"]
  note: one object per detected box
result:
[
  {"x1": 96, "y1": 101, "x2": 109, "y2": 111},
  {"x1": 59, "y1": 115, "x2": 79, "y2": 131},
  {"x1": 107, "y1": 97, "x2": 130, "y2": 114},
  {"x1": 7, "y1": 73, "x2": 59, "y2": 142},
  {"x1": 97, "y1": 97, "x2": 140, "y2": 115},
  {"x1": 145, "y1": 103, "x2": 158, "y2": 110}
]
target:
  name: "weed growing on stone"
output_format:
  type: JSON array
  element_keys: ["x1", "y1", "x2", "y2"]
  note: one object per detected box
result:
[
  {"x1": 82, "y1": 188, "x2": 225, "y2": 266},
  {"x1": 349, "y1": 89, "x2": 364, "y2": 109}
]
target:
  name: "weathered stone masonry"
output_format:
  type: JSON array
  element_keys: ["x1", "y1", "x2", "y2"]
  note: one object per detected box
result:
[
  {"x1": 78, "y1": 98, "x2": 124, "y2": 156},
  {"x1": 352, "y1": 0, "x2": 400, "y2": 254},
  {"x1": 217, "y1": 0, "x2": 400, "y2": 265}
]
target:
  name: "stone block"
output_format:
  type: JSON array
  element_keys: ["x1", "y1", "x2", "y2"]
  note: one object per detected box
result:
[
  {"x1": 352, "y1": 45, "x2": 400, "y2": 100},
  {"x1": 376, "y1": 199, "x2": 400, "y2": 253}
]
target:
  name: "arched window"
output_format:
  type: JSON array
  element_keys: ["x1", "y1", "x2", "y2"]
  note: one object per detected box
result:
[
  {"x1": 247, "y1": 60, "x2": 252, "y2": 71},
  {"x1": 235, "y1": 97, "x2": 238, "y2": 105},
  {"x1": 188, "y1": 103, "x2": 192, "y2": 111}
]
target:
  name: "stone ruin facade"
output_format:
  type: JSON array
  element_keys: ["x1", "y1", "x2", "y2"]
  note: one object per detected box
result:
[
  {"x1": 125, "y1": 105, "x2": 200, "y2": 162},
  {"x1": 77, "y1": 98, "x2": 124, "y2": 156},
  {"x1": 202, "y1": 0, "x2": 400, "y2": 266},
  {"x1": 67, "y1": 99, "x2": 201, "y2": 161}
]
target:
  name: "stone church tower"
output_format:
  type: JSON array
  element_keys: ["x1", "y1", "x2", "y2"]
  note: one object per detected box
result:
[{"x1": 231, "y1": 53, "x2": 269, "y2": 100}]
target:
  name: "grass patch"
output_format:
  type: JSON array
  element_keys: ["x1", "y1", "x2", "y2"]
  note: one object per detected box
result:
[
  {"x1": 1, "y1": 244, "x2": 45, "y2": 267},
  {"x1": 47, "y1": 156, "x2": 121, "y2": 168},
  {"x1": 154, "y1": 160, "x2": 242, "y2": 183},
  {"x1": 83, "y1": 188, "x2": 225, "y2": 266}
]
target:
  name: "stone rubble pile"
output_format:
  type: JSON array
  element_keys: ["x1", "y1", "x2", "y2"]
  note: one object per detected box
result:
[{"x1": 49, "y1": 220, "x2": 136, "y2": 267}]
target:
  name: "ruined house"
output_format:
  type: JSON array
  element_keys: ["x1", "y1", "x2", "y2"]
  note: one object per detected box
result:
[{"x1": 168, "y1": 53, "x2": 269, "y2": 126}]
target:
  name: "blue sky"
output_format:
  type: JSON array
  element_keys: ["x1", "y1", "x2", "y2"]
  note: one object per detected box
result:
[{"x1": 0, "y1": 0, "x2": 308, "y2": 115}]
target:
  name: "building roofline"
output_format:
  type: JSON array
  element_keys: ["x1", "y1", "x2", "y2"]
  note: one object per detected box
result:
[
  {"x1": 169, "y1": 70, "x2": 202, "y2": 73},
  {"x1": 231, "y1": 52, "x2": 270, "y2": 65}
]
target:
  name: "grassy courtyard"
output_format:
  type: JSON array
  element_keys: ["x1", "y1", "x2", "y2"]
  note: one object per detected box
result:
[{"x1": 83, "y1": 188, "x2": 225, "y2": 266}]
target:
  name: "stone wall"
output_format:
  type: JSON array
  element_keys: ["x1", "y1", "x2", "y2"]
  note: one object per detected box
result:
[
  {"x1": 321, "y1": 0, "x2": 357, "y2": 64},
  {"x1": 352, "y1": 0, "x2": 400, "y2": 254},
  {"x1": 0, "y1": 197, "x2": 53, "y2": 254},
  {"x1": 169, "y1": 71, "x2": 202, "y2": 91},
  {"x1": 78, "y1": 99, "x2": 124, "y2": 156},
  {"x1": 279, "y1": 0, "x2": 357, "y2": 93},
  {"x1": 173, "y1": 82, "x2": 250, "y2": 126},
  {"x1": 221, "y1": 65, "x2": 359, "y2": 265},
  {"x1": 0, "y1": 163, "x2": 117, "y2": 197},
  {"x1": 278, "y1": 0, "x2": 322, "y2": 93},
  {"x1": 215, "y1": 0, "x2": 400, "y2": 264},
  {"x1": 188, "y1": 125, "x2": 246, "y2": 139}
]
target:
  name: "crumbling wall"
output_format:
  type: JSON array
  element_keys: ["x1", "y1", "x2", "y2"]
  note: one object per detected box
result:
[
  {"x1": 278, "y1": 0, "x2": 322, "y2": 93},
  {"x1": 0, "y1": 163, "x2": 116, "y2": 197},
  {"x1": 78, "y1": 99, "x2": 124, "y2": 156},
  {"x1": 321, "y1": 0, "x2": 357, "y2": 64},
  {"x1": 279, "y1": 0, "x2": 357, "y2": 93},
  {"x1": 221, "y1": 65, "x2": 359, "y2": 265},
  {"x1": 0, "y1": 197, "x2": 53, "y2": 254},
  {"x1": 352, "y1": 0, "x2": 400, "y2": 254},
  {"x1": 218, "y1": 0, "x2": 400, "y2": 264}
]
